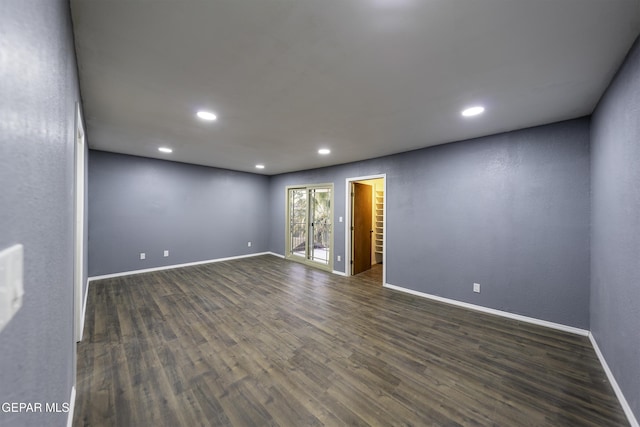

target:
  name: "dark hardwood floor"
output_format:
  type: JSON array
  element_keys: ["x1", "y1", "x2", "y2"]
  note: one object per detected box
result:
[{"x1": 74, "y1": 255, "x2": 628, "y2": 426}]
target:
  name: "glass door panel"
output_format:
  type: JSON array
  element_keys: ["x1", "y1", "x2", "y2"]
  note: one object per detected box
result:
[
  {"x1": 288, "y1": 188, "x2": 307, "y2": 258},
  {"x1": 310, "y1": 188, "x2": 331, "y2": 265}
]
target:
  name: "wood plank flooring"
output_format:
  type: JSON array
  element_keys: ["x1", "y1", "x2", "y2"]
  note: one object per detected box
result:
[{"x1": 74, "y1": 255, "x2": 628, "y2": 426}]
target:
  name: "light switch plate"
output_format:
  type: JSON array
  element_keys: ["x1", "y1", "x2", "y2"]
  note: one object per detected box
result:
[{"x1": 0, "y1": 244, "x2": 24, "y2": 333}]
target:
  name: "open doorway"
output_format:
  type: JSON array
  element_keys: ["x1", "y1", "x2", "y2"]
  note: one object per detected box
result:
[{"x1": 345, "y1": 174, "x2": 385, "y2": 284}]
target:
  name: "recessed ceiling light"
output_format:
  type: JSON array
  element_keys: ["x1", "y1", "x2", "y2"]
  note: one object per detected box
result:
[
  {"x1": 461, "y1": 106, "x2": 485, "y2": 117},
  {"x1": 158, "y1": 147, "x2": 173, "y2": 153},
  {"x1": 255, "y1": 164, "x2": 265, "y2": 169},
  {"x1": 196, "y1": 111, "x2": 217, "y2": 121},
  {"x1": 318, "y1": 148, "x2": 331, "y2": 155}
]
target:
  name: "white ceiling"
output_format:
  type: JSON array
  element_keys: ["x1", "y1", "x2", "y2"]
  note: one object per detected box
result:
[{"x1": 71, "y1": 0, "x2": 640, "y2": 175}]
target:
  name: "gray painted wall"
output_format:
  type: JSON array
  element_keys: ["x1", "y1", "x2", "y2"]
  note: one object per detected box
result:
[
  {"x1": 0, "y1": 1, "x2": 83, "y2": 426},
  {"x1": 270, "y1": 119, "x2": 591, "y2": 328},
  {"x1": 591, "y1": 37, "x2": 640, "y2": 419},
  {"x1": 88, "y1": 151, "x2": 270, "y2": 276}
]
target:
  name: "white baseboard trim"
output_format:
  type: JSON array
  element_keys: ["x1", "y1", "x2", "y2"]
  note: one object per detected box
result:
[
  {"x1": 383, "y1": 283, "x2": 589, "y2": 336},
  {"x1": 589, "y1": 333, "x2": 639, "y2": 427},
  {"x1": 332, "y1": 270, "x2": 347, "y2": 276},
  {"x1": 88, "y1": 252, "x2": 272, "y2": 282},
  {"x1": 267, "y1": 252, "x2": 285, "y2": 259},
  {"x1": 66, "y1": 386, "x2": 76, "y2": 427}
]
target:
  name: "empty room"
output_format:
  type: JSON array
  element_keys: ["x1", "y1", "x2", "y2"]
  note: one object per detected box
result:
[{"x1": 1, "y1": 1, "x2": 640, "y2": 426}]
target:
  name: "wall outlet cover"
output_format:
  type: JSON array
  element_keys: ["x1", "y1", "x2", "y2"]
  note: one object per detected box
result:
[
  {"x1": 163, "y1": 250, "x2": 169, "y2": 257},
  {"x1": 140, "y1": 253, "x2": 146, "y2": 260},
  {"x1": 473, "y1": 283, "x2": 481, "y2": 293}
]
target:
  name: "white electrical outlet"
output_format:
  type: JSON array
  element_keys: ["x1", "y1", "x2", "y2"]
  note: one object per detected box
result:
[
  {"x1": 248, "y1": 241, "x2": 252, "y2": 247},
  {"x1": 337, "y1": 255, "x2": 341, "y2": 262},
  {"x1": 0, "y1": 244, "x2": 24, "y2": 333},
  {"x1": 473, "y1": 283, "x2": 481, "y2": 293},
  {"x1": 164, "y1": 250, "x2": 169, "y2": 257},
  {"x1": 339, "y1": 216, "x2": 343, "y2": 223},
  {"x1": 140, "y1": 252, "x2": 146, "y2": 260}
]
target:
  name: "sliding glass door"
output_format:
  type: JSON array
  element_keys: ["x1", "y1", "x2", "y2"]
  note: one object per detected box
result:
[{"x1": 286, "y1": 184, "x2": 333, "y2": 270}]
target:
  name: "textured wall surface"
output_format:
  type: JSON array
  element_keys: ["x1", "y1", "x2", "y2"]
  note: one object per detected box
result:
[
  {"x1": 270, "y1": 119, "x2": 591, "y2": 328},
  {"x1": 591, "y1": 37, "x2": 640, "y2": 420},
  {"x1": 0, "y1": 1, "x2": 82, "y2": 426},
  {"x1": 88, "y1": 151, "x2": 270, "y2": 276}
]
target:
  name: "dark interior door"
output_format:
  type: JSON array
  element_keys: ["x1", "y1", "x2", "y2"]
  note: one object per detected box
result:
[{"x1": 352, "y1": 182, "x2": 372, "y2": 275}]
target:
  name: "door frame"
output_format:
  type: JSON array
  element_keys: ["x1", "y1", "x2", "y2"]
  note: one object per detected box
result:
[
  {"x1": 285, "y1": 183, "x2": 334, "y2": 272},
  {"x1": 74, "y1": 102, "x2": 85, "y2": 343},
  {"x1": 345, "y1": 174, "x2": 386, "y2": 284}
]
